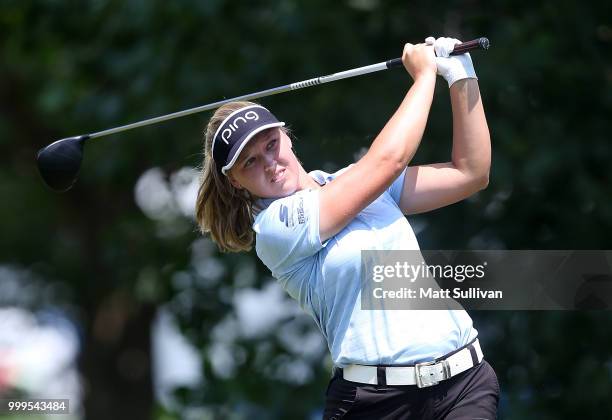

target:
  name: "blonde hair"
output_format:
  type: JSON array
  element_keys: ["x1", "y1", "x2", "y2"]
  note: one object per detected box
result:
[{"x1": 195, "y1": 101, "x2": 260, "y2": 253}]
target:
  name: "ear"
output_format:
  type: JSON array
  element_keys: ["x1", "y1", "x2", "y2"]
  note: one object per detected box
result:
[{"x1": 228, "y1": 174, "x2": 243, "y2": 190}]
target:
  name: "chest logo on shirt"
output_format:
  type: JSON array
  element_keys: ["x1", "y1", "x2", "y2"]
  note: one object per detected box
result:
[
  {"x1": 296, "y1": 197, "x2": 305, "y2": 224},
  {"x1": 279, "y1": 197, "x2": 306, "y2": 228},
  {"x1": 279, "y1": 205, "x2": 290, "y2": 227}
]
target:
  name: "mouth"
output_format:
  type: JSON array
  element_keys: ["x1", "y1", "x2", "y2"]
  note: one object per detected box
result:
[{"x1": 271, "y1": 169, "x2": 285, "y2": 183}]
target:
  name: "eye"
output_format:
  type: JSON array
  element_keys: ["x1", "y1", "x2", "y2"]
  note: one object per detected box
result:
[
  {"x1": 244, "y1": 157, "x2": 255, "y2": 168},
  {"x1": 266, "y1": 139, "x2": 277, "y2": 150}
]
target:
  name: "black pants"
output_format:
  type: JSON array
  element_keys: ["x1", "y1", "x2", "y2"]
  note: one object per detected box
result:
[{"x1": 323, "y1": 360, "x2": 500, "y2": 420}]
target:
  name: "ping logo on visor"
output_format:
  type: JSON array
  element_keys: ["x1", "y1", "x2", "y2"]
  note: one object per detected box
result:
[{"x1": 212, "y1": 105, "x2": 285, "y2": 175}]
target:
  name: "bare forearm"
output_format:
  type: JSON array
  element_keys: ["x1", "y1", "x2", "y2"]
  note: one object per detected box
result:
[
  {"x1": 369, "y1": 73, "x2": 436, "y2": 171},
  {"x1": 450, "y1": 79, "x2": 491, "y2": 180}
]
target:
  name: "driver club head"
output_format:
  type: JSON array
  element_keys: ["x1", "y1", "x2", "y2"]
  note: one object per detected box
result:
[{"x1": 36, "y1": 135, "x2": 89, "y2": 192}]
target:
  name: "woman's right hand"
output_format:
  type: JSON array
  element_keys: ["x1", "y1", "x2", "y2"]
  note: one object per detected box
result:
[{"x1": 402, "y1": 42, "x2": 437, "y2": 81}]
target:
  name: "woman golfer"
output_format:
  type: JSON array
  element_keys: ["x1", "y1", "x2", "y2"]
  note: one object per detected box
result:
[{"x1": 196, "y1": 37, "x2": 498, "y2": 419}]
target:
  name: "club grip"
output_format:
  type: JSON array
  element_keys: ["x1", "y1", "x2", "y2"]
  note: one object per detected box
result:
[
  {"x1": 386, "y1": 37, "x2": 490, "y2": 68},
  {"x1": 450, "y1": 37, "x2": 490, "y2": 55}
]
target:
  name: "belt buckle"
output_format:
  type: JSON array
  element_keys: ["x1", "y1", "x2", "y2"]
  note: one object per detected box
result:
[{"x1": 415, "y1": 360, "x2": 450, "y2": 388}]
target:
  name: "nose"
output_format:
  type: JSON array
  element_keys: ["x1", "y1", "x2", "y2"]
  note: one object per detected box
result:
[{"x1": 262, "y1": 153, "x2": 276, "y2": 172}]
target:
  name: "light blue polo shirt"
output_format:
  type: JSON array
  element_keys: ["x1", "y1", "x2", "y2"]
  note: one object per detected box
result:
[{"x1": 253, "y1": 166, "x2": 477, "y2": 367}]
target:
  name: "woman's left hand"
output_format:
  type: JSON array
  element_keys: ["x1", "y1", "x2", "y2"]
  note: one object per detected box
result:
[{"x1": 425, "y1": 36, "x2": 478, "y2": 87}]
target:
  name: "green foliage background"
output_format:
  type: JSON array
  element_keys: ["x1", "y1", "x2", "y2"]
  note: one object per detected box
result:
[{"x1": 1, "y1": 0, "x2": 611, "y2": 419}]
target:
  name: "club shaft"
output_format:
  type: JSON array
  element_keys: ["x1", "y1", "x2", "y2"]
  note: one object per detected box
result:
[
  {"x1": 88, "y1": 61, "x2": 392, "y2": 139},
  {"x1": 89, "y1": 37, "x2": 489, "y2": 140}
]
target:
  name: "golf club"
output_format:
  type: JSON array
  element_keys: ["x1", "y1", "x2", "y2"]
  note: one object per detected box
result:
[{"x1": 36, "y1": 37, "x2": 490, "y2": 192}]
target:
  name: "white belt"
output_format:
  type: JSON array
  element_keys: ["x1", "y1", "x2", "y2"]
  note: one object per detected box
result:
[{"x1": 342, "y1": 339, "x2": 484, "y2": 388}]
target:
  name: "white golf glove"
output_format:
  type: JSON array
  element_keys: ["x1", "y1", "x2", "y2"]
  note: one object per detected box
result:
[{"x1": 425, "y1": 36, "x2": 477, "y2": 87}]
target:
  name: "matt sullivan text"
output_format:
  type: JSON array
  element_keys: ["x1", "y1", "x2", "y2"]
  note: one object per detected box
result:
[{"x1": 373, "y1": 287, "x2": 503, "y2": 299}]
